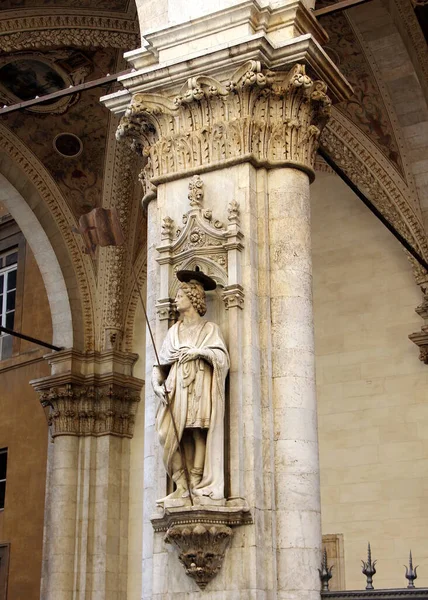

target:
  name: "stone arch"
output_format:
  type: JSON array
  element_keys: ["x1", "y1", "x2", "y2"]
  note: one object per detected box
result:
[
  {"x1": 320, "y1": 108, "x2": 428, "y2": 269},
  {"x1": 0, "y1": 14, "x2": 140, "y2": 53},
  {"x1": 0, "y1": 125, "x2": 97, "y2": 350},
  {"x1": 0, "y1": 174, "x2": 73, "y2": 348}
]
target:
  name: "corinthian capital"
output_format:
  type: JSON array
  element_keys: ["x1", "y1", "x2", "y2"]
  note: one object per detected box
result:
[
  {"x1": 116, "y1": 61, "x2": 332, "y2": 184},
  {"x1": 31, "y1": 348, "x2": 143, "y2": 438}
]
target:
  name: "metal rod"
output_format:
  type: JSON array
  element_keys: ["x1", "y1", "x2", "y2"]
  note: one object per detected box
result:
[
  {"x1": 129, "y1": 261, "x2": 194, "y2": 506},
  {"x1": 0, "y1": 69, "x2": 132, "y2": 116},
  {"x1": 318, "y1": 147, "x2": 428, "y2": 274},
  {"x1": 314, "y1": 0, "x2": 374, "y2": 17},
  {"x1": 0, "y1": 325, "x2": 63, "y2": 351}
]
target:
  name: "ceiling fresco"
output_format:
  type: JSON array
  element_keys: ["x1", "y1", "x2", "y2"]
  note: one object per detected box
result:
[
  {"x1": 319, "y1": 10, "x2": 405, "y2": 176},
  {"x1": 1, "y1": 48, "x2": 118, "y2": 218}
]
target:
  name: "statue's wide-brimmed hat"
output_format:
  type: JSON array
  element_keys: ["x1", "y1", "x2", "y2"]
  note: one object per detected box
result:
[{"x1": 176, "y1": 269, "x2": 217, "y2": 291}]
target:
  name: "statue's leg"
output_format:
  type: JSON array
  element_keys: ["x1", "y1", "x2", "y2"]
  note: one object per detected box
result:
[
  {"x1": 189, "y1": 428, "x2": 206, "y2": 491},
  {"x1": 193, "y1": 428, "x2": 206, "y2": 471},
  {"x1": 182, "y1": 429, "x2": 195, "y2": 469},
  {"x1": 156, "y1": 450, "x2": 187, "y2": 504}
]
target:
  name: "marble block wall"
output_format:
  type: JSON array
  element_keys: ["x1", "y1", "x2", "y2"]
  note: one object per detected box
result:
[{"x1": 312, "y1": 171, "x2": 428, "y2": 589}]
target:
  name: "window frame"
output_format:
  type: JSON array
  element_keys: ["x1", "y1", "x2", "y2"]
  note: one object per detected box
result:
[
  {"x1": 0, "y1": 543, "x2": 10, "y2": 600},
  {"x1": 0, "y1": 248, "x2": 18, "y2": 330},
  {"x1": 0, "y1": 448, "x2": 7, "y2": 511},
  {"x1": 0, "y1": 217, "x2": 26, "y2": 359}
]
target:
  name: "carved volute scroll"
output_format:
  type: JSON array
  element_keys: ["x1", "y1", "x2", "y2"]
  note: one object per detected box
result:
[
  {"x1": 155, "y1": 175, "x2": 244, "y2": 320},
  {"x1": 116, "y1": 62, "x2": 332, "y2": 190}
]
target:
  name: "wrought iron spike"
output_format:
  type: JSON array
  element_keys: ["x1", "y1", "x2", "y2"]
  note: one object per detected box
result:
[
  {"x1": 318, "y1": 548, "x2": 334, "y2": 591},
  {"x1": 361, "y1": 542, "x2": 377, "y2": 590},
  {"x1": 405, "y1": 550, "x2": 418, "y2": 589}
]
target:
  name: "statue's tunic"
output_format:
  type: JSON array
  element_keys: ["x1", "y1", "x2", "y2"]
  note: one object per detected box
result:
[{"x1": 156, "y1": 319, "x2": 229, "y2": 499}]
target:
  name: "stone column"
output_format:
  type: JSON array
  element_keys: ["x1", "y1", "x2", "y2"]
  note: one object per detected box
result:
[
  {"x1": 31, "y1": 349, "x2": 143, "y2": 600},
  {"x1": 103, "y1": 2, "x2": 351, "y2": 598},
  {"x1": 268, "y1": 167, "x2": 320, "y2": 600}
]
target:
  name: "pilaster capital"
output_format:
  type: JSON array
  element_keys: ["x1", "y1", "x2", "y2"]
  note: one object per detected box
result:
[
  {"x1": 115, "y1": 62, "x2": 332, "y2": 183},
  {"x1": 30, "y1": 349, "x2": 144, "y2": 438}
]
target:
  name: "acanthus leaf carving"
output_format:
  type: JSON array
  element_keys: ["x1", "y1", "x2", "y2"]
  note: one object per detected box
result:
[
  {"x1": 165, "y1": 523, "x2": 232, "y2": 590},
  {"x1": 37, "y1": 381, "x2": 141, "y2": 438},
  {"x1": 117, "y1": 63, "x2": 333, "y2": 185}
]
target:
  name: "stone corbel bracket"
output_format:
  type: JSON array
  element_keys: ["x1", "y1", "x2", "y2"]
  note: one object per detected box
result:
[
  {"x1": 155, "y1": 175, "x2": 244, "y2": 316},
  {"x1": 151, "y1": 501, "x2": 253, "y2": 590}
]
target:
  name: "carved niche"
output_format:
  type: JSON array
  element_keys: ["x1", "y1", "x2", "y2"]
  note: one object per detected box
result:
[
  {"x1": 152, "y1": 174, "x2": 251, "y2": 589},
  {"x1": 155, "y1": 174, "x2": 244, "y2": 323}
]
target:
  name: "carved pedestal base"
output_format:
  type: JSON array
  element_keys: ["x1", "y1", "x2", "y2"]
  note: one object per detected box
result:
[
  {"x1": 165, "y1": 523, "x2": 232, "y2": 590},
  {"x1": 152, "y1": 500, "x2": 252, "y2": 589}
]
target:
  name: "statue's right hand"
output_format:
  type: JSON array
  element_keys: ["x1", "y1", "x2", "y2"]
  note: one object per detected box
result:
[{"x1": 154, "y1": 385, "x2": 169, "y2": 406}]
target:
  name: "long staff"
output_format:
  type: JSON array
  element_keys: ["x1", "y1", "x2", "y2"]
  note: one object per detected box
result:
[
  {"x1": 76, "y1": 207, "x2": 194, "y2": 505},
  {"x1": 130, "y1": 263, "x2": 194, "y2": 506}
]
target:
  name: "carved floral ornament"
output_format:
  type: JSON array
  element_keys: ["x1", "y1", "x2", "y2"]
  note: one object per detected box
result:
[
  {"x1": 0, "y1": 14, "x2": 139, "y2": 53},
  {"x1": 116, "y1": 61, "x2": 332, "y2": 186},
  {"x1": 37, "y1": 381, "x2": 141, "y2": 438},
  {"x1": 165, "y1": 524, "x2": 232, "y2": 590}
]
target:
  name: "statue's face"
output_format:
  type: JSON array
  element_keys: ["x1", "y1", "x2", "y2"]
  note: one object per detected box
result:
[{"x1": 175, "y1": 288, "x2": 193, "y2": 314}]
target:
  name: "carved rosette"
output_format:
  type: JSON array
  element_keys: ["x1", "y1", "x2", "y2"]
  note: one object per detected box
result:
[
  {"x1": 117, "y1": 61, "x2": 332, "y2": 185},
  {"x1": 165, "y1": 523, "x2": 232, "y2": 590},
  {"x1": 37, "y1": 381, "x2": 141, "y2": 438}
]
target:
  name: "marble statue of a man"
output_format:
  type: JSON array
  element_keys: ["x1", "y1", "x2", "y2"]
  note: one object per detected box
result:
[{"x1": 152, "y1": 273, "x2": 229, "y2": 503}]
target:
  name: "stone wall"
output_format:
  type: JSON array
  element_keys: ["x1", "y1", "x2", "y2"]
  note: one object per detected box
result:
[
  {"x1": 0, "y1": 205, "x2": 52, "y2": 599},
  {"x1": 312, "y1": 171, "x2": 428, "y2": 589}
]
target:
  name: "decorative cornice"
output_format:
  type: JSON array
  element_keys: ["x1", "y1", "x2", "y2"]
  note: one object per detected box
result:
[
  {"x1": 151, "y1": 502, "x2": 253, "y2": 533},
  {"x1": 116, "y1": 61, "x2": 332, "y2": 182},
  {"x1": 0, "y1": 14, "x2": 139, "y2": 52},
  {"x1": 134, "y1": 0, "x2": 328, "y2": 69},
  {"x1": 105, "y1": 33, "x2": 352, "y2": 111},
  {"x1": 0, "y1": 124, "x2": 96, "y2": 350}
]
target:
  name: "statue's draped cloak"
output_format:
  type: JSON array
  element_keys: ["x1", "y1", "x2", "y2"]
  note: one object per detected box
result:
[{"x1": 156, "y1": 320, "x2": 229, "y2": 499}]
